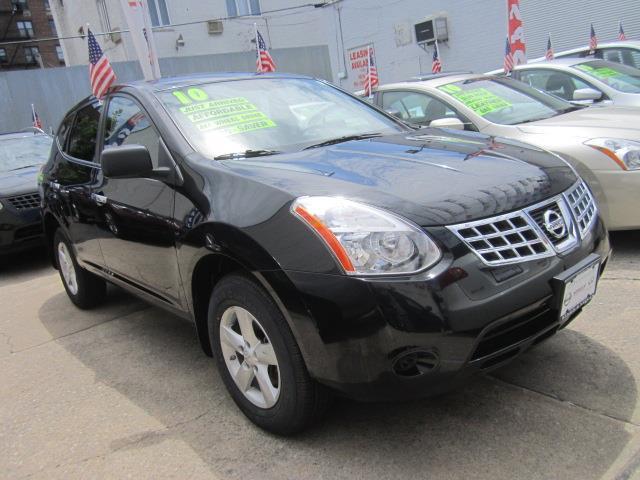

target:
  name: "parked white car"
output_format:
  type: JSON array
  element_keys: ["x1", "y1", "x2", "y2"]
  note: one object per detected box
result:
[
  {"x1": 535, "y1": 40, "x2": 640, "y2": 69},
  {"x1": 365, "y1": 73, "x2": 640, "y2": 230},
  {"x1": 495, "y1": 58, "x2": 640, "y2": 107}
]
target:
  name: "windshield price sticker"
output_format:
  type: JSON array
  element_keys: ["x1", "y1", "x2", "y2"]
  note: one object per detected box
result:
[
  {"x1": 439, "y1": 86, "x2": 512, "y2": 116},
  {"x1": 576, "y1": 64, "x2": 621, "y2": 79},
  {"x1": 172, "y1": 89, "x2": 277, "y2": 136}
]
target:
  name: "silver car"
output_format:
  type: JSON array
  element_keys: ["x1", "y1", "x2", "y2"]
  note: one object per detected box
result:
[
  {"x1": 369, "y1": 73, "x2": 640, "y2": 230},
  {"x1": 542, "y1": 40, "x2": 640, "y2": 69},
  {"x1": 495, "y1": 58, "x2": 640, "y2": 107}
]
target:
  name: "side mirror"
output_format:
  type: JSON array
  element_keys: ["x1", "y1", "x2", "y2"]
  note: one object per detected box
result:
[
  {"x1": 573, "y1": 88, "x2": 603, "y2": 102},
  {"x1": 101, "y1": 145, "x2": 153, "y2": 179},
  {"x1": 429, "y1": 117, "x2": 465, "y2": 131}
]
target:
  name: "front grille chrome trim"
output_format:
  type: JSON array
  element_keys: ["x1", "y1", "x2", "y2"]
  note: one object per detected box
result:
[
  {"x1": 448, "y1": 186, "x2": 584, "y2": 267},
  {"x1": 564, "y1": 181, "x2": 597, "y2": 237}
]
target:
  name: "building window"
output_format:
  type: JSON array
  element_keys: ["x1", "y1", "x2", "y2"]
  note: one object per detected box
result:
[
  {"x1": 11, "y1": 0, "x2": 28, "y2": 9},
  {"x1": 226, "y1": 0, "x2": 260, "y2": 17},
  {"x1": 48, "y1": 19, "x2": 57, "y2": 35},
  {"x1": 148, "y1": 0, "x2": 170, "y2": 27},
  {"x1": 24, "y1": 46, "x2": 39, "y2": 64},
  {"x1": 43, "y1": 0, "x2": 50, "y2": 10},
  {"x1": 0, "y1": 48, "x2": 7, "y2": 63},
  {"x1": 96, "y1": 0, "x2": 112, "y2": 33},
  {"x1": 56, "y1": 45, "x2": 64, "y2": 62},
  {"x1": 17, "y1": 21, "x2": 35, "y2": 38}
]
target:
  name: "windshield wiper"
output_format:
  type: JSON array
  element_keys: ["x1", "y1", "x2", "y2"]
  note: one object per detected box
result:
[
  {"x1": 213, "y1": 149, "x2": 281, "y2": 160},
  {"x1": 303, "y1": 133, "x2": 383, "y2": 150}
]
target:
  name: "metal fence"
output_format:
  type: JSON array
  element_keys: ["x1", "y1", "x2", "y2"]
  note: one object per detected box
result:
[{"x1": 0, "y1": 45, "x2": 332, "y2": 134}]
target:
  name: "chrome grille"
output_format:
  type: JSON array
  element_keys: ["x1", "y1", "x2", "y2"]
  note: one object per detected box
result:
[
  {"x1": 528, "y1": 201, "x2": 569, "y2": 247},
  {"x1": 564, "y1": 181, "x2": 597, "y2": 236},
  {"x1": 5, "y1": 192, "x2": 41, "y2": 210},
  {"x1": 449, "y1": 211, "x2": 553, "y2": 266}
]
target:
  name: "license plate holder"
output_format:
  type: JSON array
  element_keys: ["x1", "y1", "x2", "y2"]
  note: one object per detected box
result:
[{"x1": 551, "y1": 253, "x2": 601, "y2": 323}]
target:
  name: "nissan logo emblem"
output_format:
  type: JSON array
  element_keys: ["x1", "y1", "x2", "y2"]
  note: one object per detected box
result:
[{"x1": 543, "y1": 210, "x2": 567, "y2": 239}]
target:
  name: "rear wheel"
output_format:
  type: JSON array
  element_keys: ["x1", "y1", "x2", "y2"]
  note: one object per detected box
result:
[
  {"x1": 208, "y1": 274, "x2": 330, "y2": 435},
  {"x1": 54, "y1": 229, "x2": 106, "y2": 309}
]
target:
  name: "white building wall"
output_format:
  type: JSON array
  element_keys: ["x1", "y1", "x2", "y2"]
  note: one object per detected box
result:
[{"x1": 50, "y1": 0, "x2": 640, "y2": 89}]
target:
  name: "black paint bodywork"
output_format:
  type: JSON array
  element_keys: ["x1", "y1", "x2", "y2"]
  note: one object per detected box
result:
[
  {"x1": 40, "y1": 74, "x2": 610, "y2": 401},
  {"x1": 0, "y1": 133, "x2": 51, "y2": 255}
]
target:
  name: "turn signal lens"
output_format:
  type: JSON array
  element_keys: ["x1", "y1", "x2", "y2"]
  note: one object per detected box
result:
[
  {"x1": 292, "y1": 197, "x2": 441, "y2": 276},
  {"x1": 585, "y1": 138, "x2": 640, "y2": 171}
]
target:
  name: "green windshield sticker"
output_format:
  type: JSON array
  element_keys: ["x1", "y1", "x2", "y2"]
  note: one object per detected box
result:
[
  {"x1": 439, "y1": 84, "x2": 463, "y2": 94},
  {"x1": 438, "y1": 86, "x2": 512, "y2": 116},
  {"x1": 176, "y1": 96, "x2": 277, "y2": 135},
  {"x1": 576, "y1": 64, "x2": 621, "y2": 79}
]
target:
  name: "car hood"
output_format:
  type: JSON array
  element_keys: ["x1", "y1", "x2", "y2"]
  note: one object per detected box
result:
[
  {"x1": 0, "y1": 165, "x2": 41, "y2": 197},
  {"x1": 220, "y1": 130, "x2": 576, "y2": 226},
  {"x1": 516, "y1": 106, "x2": 640, "y2": 140}
]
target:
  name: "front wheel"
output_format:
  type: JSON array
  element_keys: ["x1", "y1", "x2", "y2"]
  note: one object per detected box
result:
[
  {"x1": 208, "y1": 274, "x2": 330, "y2": 435},
  {"x1": 54, "y1": 229, "x2": 106, "y2": 309}
]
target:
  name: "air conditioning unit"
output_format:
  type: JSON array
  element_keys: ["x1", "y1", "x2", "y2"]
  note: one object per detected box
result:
[
  {"x1": 415, "y1": 14, "x2": 448, "y2": 46},
  {"x1": 207, "y1": 20, "x2": 223, "y2": 35},
  {"x1": 22, "y1": 9, "x2": 31, "y2": 17}
]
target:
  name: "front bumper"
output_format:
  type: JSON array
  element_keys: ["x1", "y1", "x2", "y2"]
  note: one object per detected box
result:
[
  {"x1": 0, "y1": 203, "x2": 44, "y2": 255},
  {"x1": 591, "y1": 169, "x2": 640, "y2": 231},
  {"x1": 277, "y1": 217, "x2": 610, "y2": 402}
]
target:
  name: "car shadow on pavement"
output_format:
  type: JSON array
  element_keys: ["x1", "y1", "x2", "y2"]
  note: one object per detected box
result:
[{"x1": 37, "y1": 292, "x2": 637, "y2": 480}]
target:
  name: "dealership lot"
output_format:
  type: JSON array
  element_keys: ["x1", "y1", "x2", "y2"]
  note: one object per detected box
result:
[{"x1": 1, "y1": 231, "x2": 639, "y2": 480}]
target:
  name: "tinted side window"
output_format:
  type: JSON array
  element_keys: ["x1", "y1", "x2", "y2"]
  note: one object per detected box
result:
[
  {"x1": 380, "y1": 90, "x2": 476, "y2": 131},
  {"x1": 67, "y1": 103, "x2": 101, "y2": 161},
  {"x1": 56, "y1": 113, "x2": 75, "y2": 151},
  {"x1": 518, "y1": 70, "x2": 592, "y2": 101},
  {"x1": 104, "y1": 95, "x2": 163, "y2": 169}
]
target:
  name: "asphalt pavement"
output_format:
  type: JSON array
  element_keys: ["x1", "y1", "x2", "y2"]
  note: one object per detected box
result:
[{"x1": 1, "y1": 232, "x2": 640, "y2": 480}]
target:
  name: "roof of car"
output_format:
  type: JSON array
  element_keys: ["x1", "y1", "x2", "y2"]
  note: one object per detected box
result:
[
  {"x1": 0, "y1": 130, "x2": 49, "y2": 140},
  {"x1": 376, "y1": 73, "x2": 488, "y2": 91},
  {"x1": 120, "y1": 72, "x2": 315, "y2": 92}
]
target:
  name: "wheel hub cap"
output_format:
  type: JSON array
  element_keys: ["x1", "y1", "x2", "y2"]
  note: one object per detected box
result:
[
  {"x1": 57, "y1": 242, "x2": 78, "y2": 296},
  {"x1": 219, "y1": 306, "x2": 280, "y2": 409}
]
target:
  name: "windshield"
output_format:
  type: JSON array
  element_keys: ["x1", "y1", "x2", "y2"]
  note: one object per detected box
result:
[
  {"x1": 0, "y1": 135, "x2": 52, "y2": 173},
  {"x1": 573, "y1": 60, "x2": 640, "y2": 93},
  {"x1": 158, "y1": 78, "x2": 405, "y2": 158},
  {"x1": 437, "y1": 77, "x2": 576, "y2": 125}
]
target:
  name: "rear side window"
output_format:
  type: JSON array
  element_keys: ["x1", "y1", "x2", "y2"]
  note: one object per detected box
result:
[
  {"x1": 67, "y1": 103, "x2": 101, "y2": 161},
  {"x1": 56, "y1": 113, "x2": 74, "y2": 150},
  {"x1": 517, "y1": 70, "x2": 592, "y2": 101}
]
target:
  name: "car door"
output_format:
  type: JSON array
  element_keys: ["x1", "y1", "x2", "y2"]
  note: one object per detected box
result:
[
  {"x1": 93, "y1": 93, "x2": 185, "y2": 308},
  {"x1": 47, "y1": 101, "x2": 106, "y2": 268},
  {"x1": 378, "y1": 90, "x2": 476, "y2": 130},
  {"x1": 514, "y1": 69, "x2": 602, "y2": 102}
]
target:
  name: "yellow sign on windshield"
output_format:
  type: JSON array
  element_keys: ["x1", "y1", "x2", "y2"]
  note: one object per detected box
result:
[
  {"x1": 172, "y1": 90, "x2": 277, "y2": 136},
  {"x1": 438, "y1": 85, "x2": 512, "y2": 117}
]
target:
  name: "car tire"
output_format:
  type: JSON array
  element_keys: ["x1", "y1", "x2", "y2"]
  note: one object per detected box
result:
[
  {"x1": 208, "y1": 274, "x2": 330, "y2": 435},
  {"x1": 54, "y1": 229, "x2": 106, "y2": 309}
]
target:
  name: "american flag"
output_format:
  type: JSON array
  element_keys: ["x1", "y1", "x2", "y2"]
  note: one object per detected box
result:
[
  {"x1": 503, "y1": 37, "x2": 514, "y2": 74},
  {"x1": 545, "y1": 35, "x2": 554, "y2": 60},
  {"x1": 589, "y1": 24, "x2": 598, "y2": 51},
  {"x1": 255, "y1": 29, "x2": 276, "y2": 73},
  {"x1": 619, "y1": 21, "x2": 627, "y2": 41},
  {"x1": 364, "y1": 46, "x2": 379, "y2": 96},
  {"x1": 31, "y1": 104, "x2": 42, "y2": 129},
  {"x1": 88, "y1": 29, "x2": 116, "y2": 99},
  {"x1": 432, "y1": 44, "x2": 442, "y2": 73}
]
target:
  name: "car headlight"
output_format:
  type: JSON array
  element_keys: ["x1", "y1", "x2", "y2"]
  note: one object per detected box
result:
[
  {"x1": 585, "y1": 138, "x2": 640, "y2": 171},
  {"x1": 291, "y1": 196, "x2": 441, "y2": 275},
  {"x1": 0, "y1": 200, "x2": 3, "y2": 211}
]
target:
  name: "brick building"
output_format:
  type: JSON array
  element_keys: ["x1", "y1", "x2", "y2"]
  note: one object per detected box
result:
[{"x1": 0, "y1": 0, "x2": 64, "y2": 70}]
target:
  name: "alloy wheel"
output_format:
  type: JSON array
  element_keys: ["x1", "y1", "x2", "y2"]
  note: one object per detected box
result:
[
  {"x1": 219, "y1": 306, "x2": 280, "y2": 409},
  {"x1": 57, "y1": 241, "x2": 78, "y2": 295}
]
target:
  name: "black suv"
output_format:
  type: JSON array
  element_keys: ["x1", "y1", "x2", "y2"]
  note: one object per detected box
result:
[
  {"x1": 0, "y1": 129, "x2": 52, "y2": 256},
  {"x1": 41, "y1": 73, "x2": 610, "y2": 434}
]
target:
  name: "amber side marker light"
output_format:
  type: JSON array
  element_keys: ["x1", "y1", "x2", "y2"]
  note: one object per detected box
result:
[
  {"x1": 293, "y1": 205, "x2": 356, "y2": 273},
  {"x1": 592, "y1": 146, "x2": 628, "y2": 171}
]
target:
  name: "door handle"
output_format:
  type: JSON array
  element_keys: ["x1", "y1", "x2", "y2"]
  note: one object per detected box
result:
[{"x1": 92, "y1": 193, "x2": 108, "y2": 205}]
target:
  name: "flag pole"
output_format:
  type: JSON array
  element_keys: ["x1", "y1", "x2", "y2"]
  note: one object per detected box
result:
[
  {"x1": 254, "y1": 23, "x2": 260, "y2": 73},
  {"x1": 435, "y1": 38, "x2": 439, "y2": 71}
]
